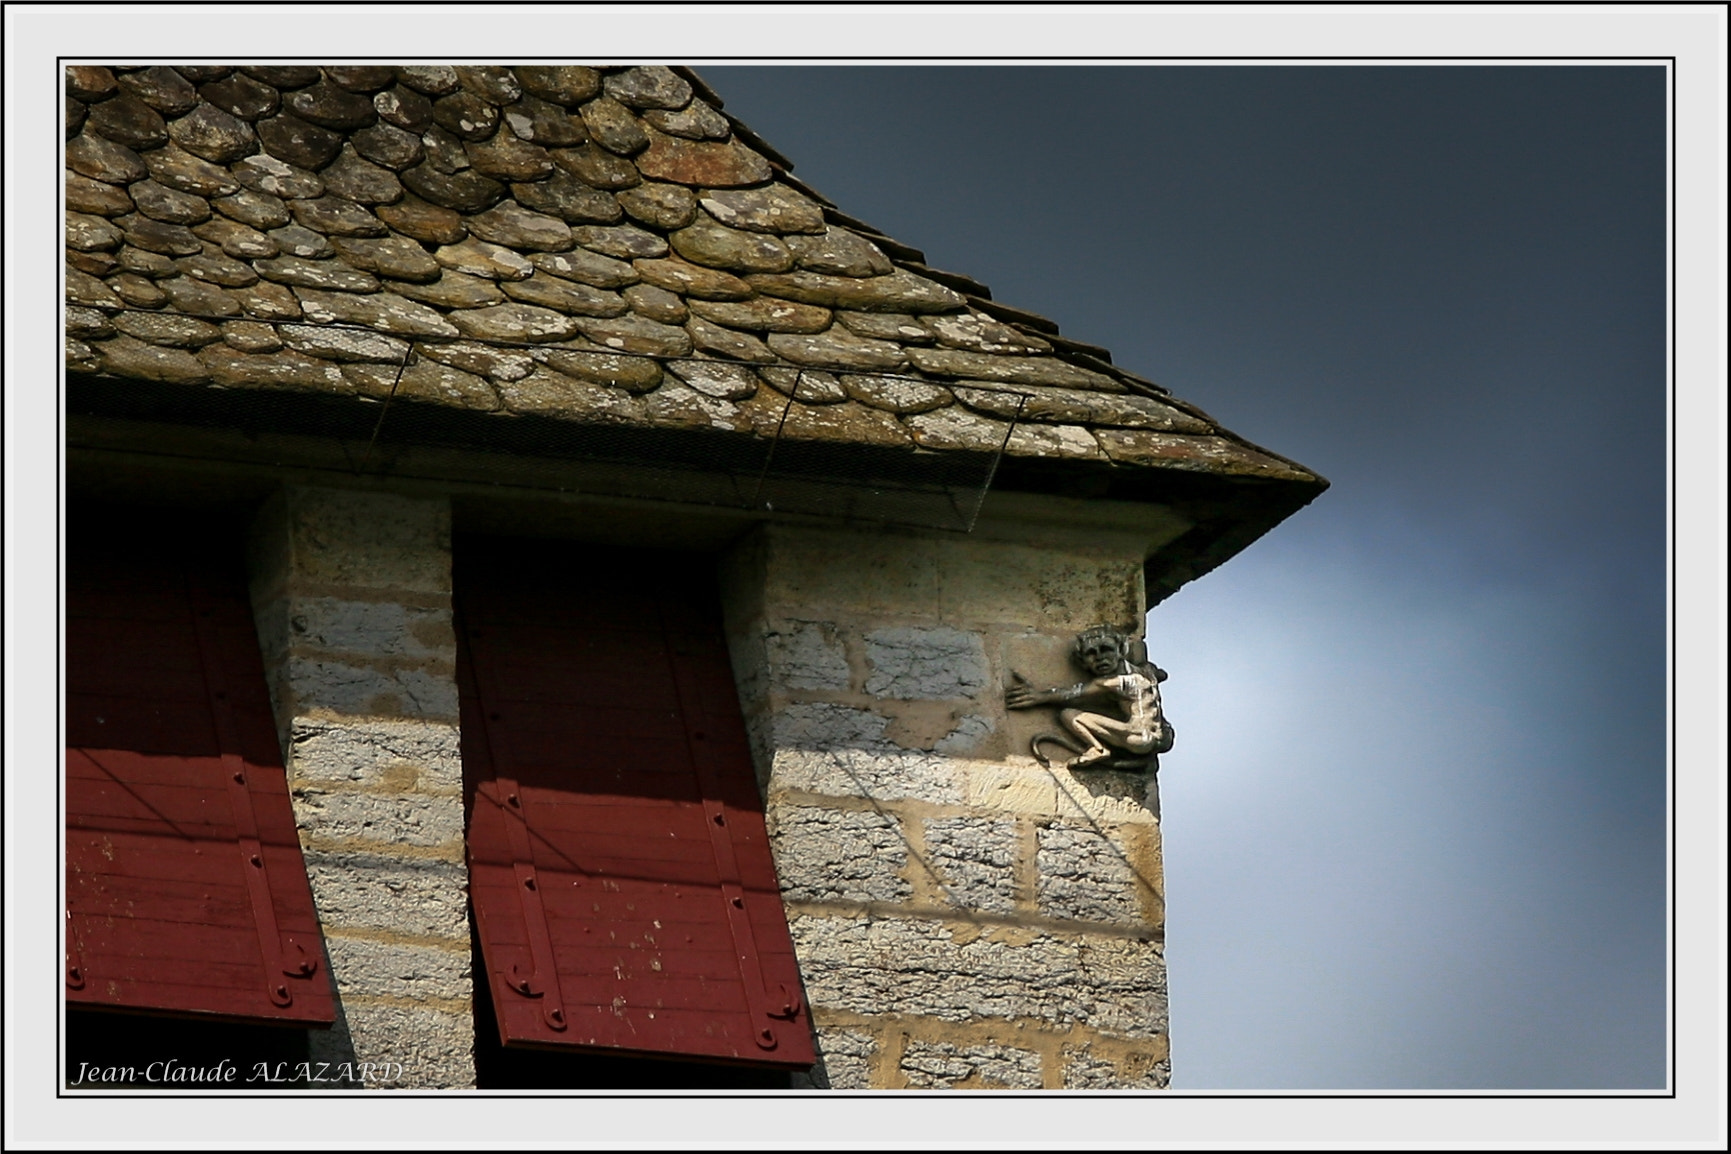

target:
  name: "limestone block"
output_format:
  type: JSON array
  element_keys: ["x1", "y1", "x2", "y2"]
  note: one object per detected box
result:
[
  {"x1": 771, "y1": 702, "x2": 892, "y2": 751},
  {"x1": 787, "y1": 917, "x2": 1167, "y2": 1038},
  {"x1": 756, "y1": 527, "x2": 1144, "y2": 636},
  {"x1": 249, "y1": 592, "x2": 294, "y2": 722},
  {"x1": 923, "y1": 816, "x2": 1019, "y2": 915},
  {"x1": 1061, "y1": 1044, "x2": 1170, "y2": 1090},
  {"x1": 301, "y1": 851, "x2": 471, "y2": 940},
  {"x1": 964, "y1": 760, "x2": 1157, "y2": 825},
  {"x1": 900, "y1": 1039, "x2": 1043, "y2": 1089},
  {"x1": 322, "y1": 936, "x2": 472, "y2": 1001},
  {"x1": 864, "y1": 626, "x2": 989, "y2": 700},
  {"x1": 932, "y1": 714, "x2": 993, "y2": 756},
  {"x1": 945, "y1": 541, "x2": 1142, "y2": 633},
  {"x1": 287, "y1": 597, "x2": 455, "y2": 660},
  {"x1": 1036, "y1": 820, "x2": 1147, "y2": 928},
  {"x1": 771, "y1": 807, "x2": 911, "y2": 903},
  {"x1": 288, "y1": 719, "x2": 464, "y2": 791},
  {"x1": 286, "y1": 658, "x2": 459, "y2": 721},
  {"x1": 310, "y1": 1003, "x2": 475, "y2": 1089},
  {"x1": 291, "y1": 789, "x2": 466, "y2": 850},
  {"x1": 252, "y1": 596, "x2": 295, "y2": 684},
  {"x1": 797, "y1": 1028, "x2": 876, "y2": 1090},
  {"x1": 724, "y1": 641, "x2": 771, "y2": 717},
  {"x1": 776, "y1": 746, "x2": 1154, "y2": 822},
  {"x1": 1059, "y1": 1046, "x2": 1116, "y2": 1090},
  {"x1": 877, "y1": 699, "x2": 996, "y2": 754},
  {"x1": 283, "y1": 488, "x2": 451, "y2": 594},
  {"x1": 764, "y1": 620, "x2": 850, "y2": 691},
  {"x1": 768, "y1": 748, "x2": 963, "y2": 806},
  {"x1": 762, "y1": 529, "x2": 941, "y2": 619}
]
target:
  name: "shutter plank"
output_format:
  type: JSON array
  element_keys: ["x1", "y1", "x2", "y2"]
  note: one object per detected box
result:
[
  {"x1": 69, "y1": 977, "x2": 324, "y2": 1025},
  {"x1": 69, "y1": 831, "x2": 244, "y2": 885},
  {"x1": 494, "y1": 1001, "x2": 775, "y2": 1062},
  {"x1": 68, "y1": 779, "x2": 242, "y2": 829},
  {"x1": 68, "y1": 697, "x2": 220, "y2": 756},
  {"x1": 474, "y1": 880, "x2": 735, "y2": 929},
  {"x1": 558, "y1": 975, "x2": 751, "y2": 1015},
  {"x1": 549, "y1": 944, "x2": 746, "y2": 981},
  {"x1": 459, "y1": 539, "x2": 813, "y2": 1068},
  {"x1": 69, "y1": 874, "x2": 253, "y2": 925},
  {"x1": 71, "y1": 916, "x2": 262, "y2": 964},
  {"x1": 65, "y1": 511, "x2": 335, "y2": 1026}
]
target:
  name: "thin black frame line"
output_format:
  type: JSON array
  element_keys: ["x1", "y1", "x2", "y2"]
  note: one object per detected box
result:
[
  {"x1": 61, "y1": 1093, "x2": 1682, "y2": 1100},
  {"x1": 52, "y1": 55, "x2": 1681, "y2": 1102},
  {"x1": 56, "y1": 53, "x2": 1679, "y2": 62},
  {"x1": 1665, "y1": 54, "x2": 1678, "y2": 1095},
  {"x1": 19, "y1": 0, "x2": 1711, "y2": 6}
]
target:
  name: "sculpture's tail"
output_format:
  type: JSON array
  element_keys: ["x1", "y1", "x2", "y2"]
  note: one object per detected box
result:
[{"x1": 1031, "y1": 732, "x2": 1084, "y2": 768}]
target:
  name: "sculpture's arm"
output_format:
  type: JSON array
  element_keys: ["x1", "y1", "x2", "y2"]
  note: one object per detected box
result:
[
  {"x1": 1005, "y1": 672, "x2": 1112, "y2": 711},
  {"x1": 1005, "y1": 677, "x2": 1064, "y2": 710}
]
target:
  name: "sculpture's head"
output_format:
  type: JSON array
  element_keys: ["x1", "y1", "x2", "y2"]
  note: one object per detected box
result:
[{"x1": 1073, "y1": 625, "x2": 1132, "y2": 678}]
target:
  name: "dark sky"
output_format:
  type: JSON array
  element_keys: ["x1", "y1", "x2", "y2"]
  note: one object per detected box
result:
[{"x1": 705, "y1": 64, "x2": 1669, "y2": 1089}]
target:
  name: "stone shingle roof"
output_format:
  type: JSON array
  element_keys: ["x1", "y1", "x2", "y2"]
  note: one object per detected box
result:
[{"x1": 65, "y1": 64, "x2": 1326, "y2": 503}]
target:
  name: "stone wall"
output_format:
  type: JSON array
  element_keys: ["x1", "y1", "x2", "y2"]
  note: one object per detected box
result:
[
  {"x1": 247, "y1": 485, "x2": 475, "y2": 1088},
  {"x1": 720, "y1": 523, "x2": 1171, "y2": 1089},
  {"x1": 235, "y1": 486, "x2": 1171, "y2": 1090}
]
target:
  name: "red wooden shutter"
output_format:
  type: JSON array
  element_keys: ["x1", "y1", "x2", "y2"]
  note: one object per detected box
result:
[
  {"x1": 65, "y1": 512, "x2": 335, "y2": 1025},
  {"x1": 458, "y1": 540, "x2": 814, "y2": 1067}
]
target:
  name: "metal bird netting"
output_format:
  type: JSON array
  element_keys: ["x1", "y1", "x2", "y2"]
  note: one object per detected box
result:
[{"x1": 67, "y1": 342, "x2": 1023, "y2": 534}]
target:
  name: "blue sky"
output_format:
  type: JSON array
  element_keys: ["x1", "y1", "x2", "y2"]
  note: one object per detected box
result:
[{"x1": 705, "y1": 63, "x2": 1670, "y2": 1089}]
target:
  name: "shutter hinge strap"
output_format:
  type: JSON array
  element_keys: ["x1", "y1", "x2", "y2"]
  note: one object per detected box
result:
[
  {"x1": 491, "y1": 779, "x2": 568, "y2": 1032},
  {"x1": 66, "y1": 909, "x2": 87, "y2": 990},
  {"x1": 189, "y1": 584, "x2": 317, "y2": 1010},
  {"x1": 670, "y1": 653, "x2": 801, "y2": 1051}
]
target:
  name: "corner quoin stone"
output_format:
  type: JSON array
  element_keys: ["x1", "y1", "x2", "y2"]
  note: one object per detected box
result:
[{"x1": 724, "y1": 523, "x2": 1171, "y2": 1089}]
